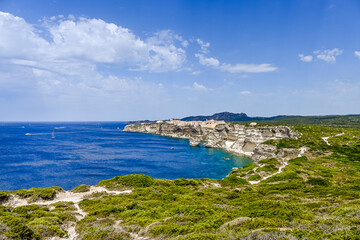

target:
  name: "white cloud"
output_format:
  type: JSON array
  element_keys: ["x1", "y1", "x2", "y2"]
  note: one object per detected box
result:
[
  {"x1": 191, "y1": 71, "x2": 201, "y2": 75},
  {"x1": 175, "y1": 34, "x2": 188, "y2": 47},
  {"x1": 0, "y1": 10, "x2": 175, "y2": 117},
  {"x1": 298, "y1": 54, "x2": 313, "y2": 62},
  {"x1": 195, "y1": 54, "x2": 220, "y2": 67},
  {"x1": 240, "y1": 90, "x2": 251, "y2": 95},
  {"x1": 354, "y1": 51, "x2": 360, "y2": 59},
  {"x1": 194, "y1": 37, "x2": 277, "y2": 74},
  {"x1": 0, "y1": 12, "x2": 50, "y2": 58},
  {"x1": 185, "y1": 82, "x2": 211, "y2": 92},
  {"x1": 220, "y1": 63, "x2": 277, "y2": 73},
  {"x1": 0, "y1": 11, "x2": 187, "y2": 73},
  {"x1": 196, "y1": 38, "x2": 210, "y2": 54},
  {"x1": 314, "y1": 48, "x2": 343, "y2": 63}
]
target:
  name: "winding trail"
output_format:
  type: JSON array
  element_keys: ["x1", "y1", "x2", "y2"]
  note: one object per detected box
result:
[
  {"x1": 321, "y1": 132, "x2": 344, "y2": 146},
  {"x1": 249, "y1": 146, "x2": 307, "y2": 185},
  {"x1": 3, "y1": 186, "x2": 132, "y2": 240}
]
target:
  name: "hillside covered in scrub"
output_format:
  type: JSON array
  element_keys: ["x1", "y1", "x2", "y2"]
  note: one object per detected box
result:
[{"x1": 0, "y1": 124, "x2": 360, "y2": 239}]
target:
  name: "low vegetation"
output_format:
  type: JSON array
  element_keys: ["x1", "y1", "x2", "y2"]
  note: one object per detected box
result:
[
  {"x1": 72, "y1": 185, "x2": 91, "y2": 193},
  {"x1": 0, "y1": 124, "x2": 360, "y2": 239},
  {"x1": 12, "y1": 187, "x2": 63, "y2": 202}
]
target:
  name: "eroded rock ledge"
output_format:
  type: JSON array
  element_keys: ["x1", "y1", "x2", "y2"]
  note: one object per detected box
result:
[{"x1": 124, "y1": 120, "x2": 301, "y2": 162}]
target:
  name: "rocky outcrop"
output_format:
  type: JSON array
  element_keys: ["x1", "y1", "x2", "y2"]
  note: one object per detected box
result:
[{"x1": 124, "y1": 120, "x2": 300, "y2": 162}]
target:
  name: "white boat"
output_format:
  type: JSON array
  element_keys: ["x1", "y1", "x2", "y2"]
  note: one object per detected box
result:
[{"x1": 52, "y1": 131, "x2": 55, "y2": 139}]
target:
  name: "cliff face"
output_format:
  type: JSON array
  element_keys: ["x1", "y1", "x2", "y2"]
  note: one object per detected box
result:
[{"x1": 123, "y1": 120, "x2": 300, "y2": 162}]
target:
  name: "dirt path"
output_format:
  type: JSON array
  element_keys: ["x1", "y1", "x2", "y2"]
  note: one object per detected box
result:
[
  {"x1": 321, "y1": 132, "x2": 344, "y2": 146},
  {"x1": 3, "y1": 186, "x2": 132, "y2": 240},
  {"x1": 249, "y1": 146, "x2": 307, "y2": 185}
]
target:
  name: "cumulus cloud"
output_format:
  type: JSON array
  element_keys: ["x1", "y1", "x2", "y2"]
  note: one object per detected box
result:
[
  {"x1": 314, "y1": 48, "x2": 343, "y2": 63},
  {"x1": 195, "y1": 54, "x2": 220, "y2": 67},
  {"x1": 0, "y1": 11, "x2": 187, "y2": 73},
  {"x1": 354, "y1": 51, "x2": 360, "y2": 59},
  {"x1": 298, "y1": 54, "x2": 313, "y2": 62},
  {"x1": 0, "y1": 10, "x2": 180, "y2": 119}
]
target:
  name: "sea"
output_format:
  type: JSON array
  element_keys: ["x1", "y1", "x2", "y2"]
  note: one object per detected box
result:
[{"x1": 0, "y1": 122, "x2": 252, "y2": 190}]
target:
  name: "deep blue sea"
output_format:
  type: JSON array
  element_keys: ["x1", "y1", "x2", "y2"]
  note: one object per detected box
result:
[{"x1": 0, "y1": 122, "x2": 252, "y2": 190}]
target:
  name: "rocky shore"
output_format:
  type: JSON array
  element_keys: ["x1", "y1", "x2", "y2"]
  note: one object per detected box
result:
[{"x1": 124, "y1": 120, "x2": 301, "y2": 162}]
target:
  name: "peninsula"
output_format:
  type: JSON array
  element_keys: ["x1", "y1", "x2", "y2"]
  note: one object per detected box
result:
[{"x1": 124, "y1": 119, "x2": 303, "y2": 162}]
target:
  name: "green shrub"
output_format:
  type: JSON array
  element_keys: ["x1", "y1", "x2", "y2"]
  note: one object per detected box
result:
[
  {"x1": 13, "y1": 187, "x2": 60, "y2": 201},
  {"x1": 174, "y1": 178, "x2": 201, "y2": 186},
  {"x1": 13, "y1": 204, "x2": 46, "y2": 214},
  {"x1": 258, "y1": 179, "x2": 305, "y2": 195},
  {"x1": 264, "y1": 171, "x2": 301, "y2": 183},
  {"x1": 237, "y1": 163, "x2": 257, "y2": 172},
  {"x1": 222, "y1": 174, "x2": 248, "y2": 186},
  {"x1": 226, "y1": 190, "x2": 241, "y2": 199},
  {"x1": 98, "y1": 174, "x2": 154, "y2": 189},
  {"x1": 248, "y1": 174, "x2": 261, "y2": 181},
  {"x1": 259, "y1": 158, "x2": 280, "y2": 165},
  {"x1": 289, "y1": 156, "x2": 309, "y2": 165},
  {"x1": 240, "y1": 200, "x2": 313, "y2": 221},
  {"x1": 307, "y1": 177, "x2": 331, "y2": 187},
  {"x1": 256, "y1": 164, "x2": 278, "y2": 173},
  {"x1": 150, "y1": 223, "x2": 187, "y2": 236},
  {"x1": 5, "y1": 222, "x2": 39, "y2": 240},
  {"x1": 71, "y1": 184, "x2": 90, "y2": 193},
  {"x1": 0, "y1": 191, "x2": 9, "y2": 202}
]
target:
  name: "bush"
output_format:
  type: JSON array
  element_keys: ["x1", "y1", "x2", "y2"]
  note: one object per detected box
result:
[
  {"x1": 98, "y1": 174, "x2": 154, "y2": 189},
  {"x1": 259, "y1": 158, "x2": 280, "y2": 165},
  {"x1": 256, "y1": 164, "x2": 278, "y2": 173},
  {"x1": 5, "y1": 223, "x2": 39, "y2": 240},
  {"x1": 0, "y1": 191, "x2": 9, "y2": 202},
  {"x1": 289, "y1": 156, "x2": 309, "y2": 165},
  {"x1": 240, "y1": 200, "x2": 313, "y2": 221},
  {"x1": 174, "y1": 178, "x2": 201, "y2": 186},
  {"x1": 307, "y1": 177, "x2": 331, "y2": 187},
  {"x1": 237, "y1": 163, "x2": 257, "y2": 172},
  {"x1": 222, "y1": 174, "x2": 248, "y2": 186},
  {"x1": 4, "y1": 219, "x2": 39, "y2": 240},
  {"x1": 71, "y1": 184, "x2": 90, "y2": 193},
  {"x1": 264, "y1": 171, "x2": 301, "y2": 183},
  {"x1": 13, "y1": 187, "x2": 61, "y2": 201},
  {"x1": 248, "y1": 174, "x2": 261, "y2": 181}
]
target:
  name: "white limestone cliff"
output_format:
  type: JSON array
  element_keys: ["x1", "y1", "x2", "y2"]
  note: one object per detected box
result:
[{"x1": 123, "y1": 120, "x2": 300, "y2": 162}]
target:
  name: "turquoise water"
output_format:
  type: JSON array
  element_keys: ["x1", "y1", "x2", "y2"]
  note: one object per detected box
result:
[{"x1": 0, "y1": 122, "x2": 252, "y2": 190}]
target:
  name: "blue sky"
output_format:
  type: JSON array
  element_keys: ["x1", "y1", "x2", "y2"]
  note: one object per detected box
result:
[{"x1": 0, "y1": 0, "x2": 360, "y2": 121}]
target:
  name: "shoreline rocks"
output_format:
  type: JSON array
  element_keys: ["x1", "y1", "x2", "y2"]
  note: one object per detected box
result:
[{"x1": 124, "y1": 120, "x2": 300, "y2": 162}]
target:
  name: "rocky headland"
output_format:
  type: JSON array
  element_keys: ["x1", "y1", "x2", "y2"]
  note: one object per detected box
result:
[{"x1": 123, "y1": 119, "x2": 302, "y2": 163}]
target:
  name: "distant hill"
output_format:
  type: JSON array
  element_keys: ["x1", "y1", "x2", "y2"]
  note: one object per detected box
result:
[{"x1": 181, "y1": 112, "x2": 282, "y2": 122}]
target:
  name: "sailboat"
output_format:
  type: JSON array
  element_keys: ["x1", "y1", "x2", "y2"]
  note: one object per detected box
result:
[{"x1": 52, "y1": 131, "x2": 55, "y2": 139}]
